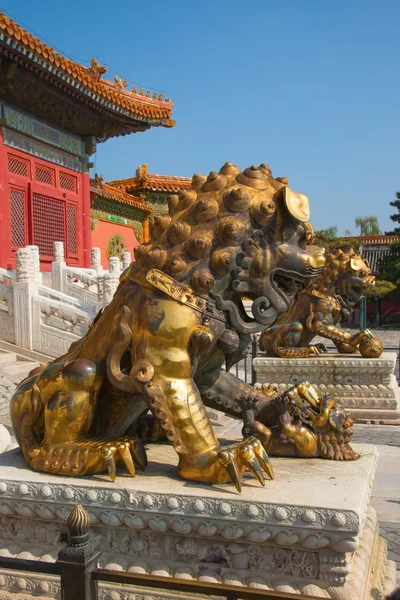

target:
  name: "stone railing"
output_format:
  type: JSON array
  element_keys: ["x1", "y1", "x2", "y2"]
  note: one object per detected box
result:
[
  {"x1": 52, "y1": 242, "x2": 130, "y2": 309},
  {"x1": 0, "y1": 244, "x2": 131, "y2": 357},
  {"x1": 0, "y1": 267, "x2": 15, "y2": 344}
]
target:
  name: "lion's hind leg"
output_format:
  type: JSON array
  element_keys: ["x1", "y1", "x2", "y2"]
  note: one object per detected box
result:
[{"x1": 24, "y1": 359, "x2": 146, "y2": 480}]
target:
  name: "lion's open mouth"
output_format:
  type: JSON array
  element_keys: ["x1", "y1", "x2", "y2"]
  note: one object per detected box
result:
[{"x1": 271, "y1": 269, "x2": 307, "y2": 306}]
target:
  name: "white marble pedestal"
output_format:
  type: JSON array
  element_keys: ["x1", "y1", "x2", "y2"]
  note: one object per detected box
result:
[
  {"x1": 253, "y1": 352, "x2": 400, "y2": 423},
  {"x1": 0, "y1": 444, "x2": 396, "y2": 599}
]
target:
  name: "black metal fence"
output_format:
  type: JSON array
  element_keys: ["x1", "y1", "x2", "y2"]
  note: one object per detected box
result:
[
  {"x1": 227, "y1": 335, "x2": 258, "y2": 385},
  {"x1": 0, "y1": 504, "x2": 325, "y2": 600}
]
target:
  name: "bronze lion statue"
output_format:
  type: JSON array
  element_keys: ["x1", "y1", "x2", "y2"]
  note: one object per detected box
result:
[
  {"x1": 10, "y1": 163, "x2": 358, "y2": 492},
  {"x1": 259, "y1": 247, "x2": 383, "y2": 358}
]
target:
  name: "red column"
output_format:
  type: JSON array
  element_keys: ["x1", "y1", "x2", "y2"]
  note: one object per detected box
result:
[
  {"x1": 143, "y1": 216, "x2": 150, "y2": 243},
  {"x1": 0, "y1": 129, "x2": 12, "y2": 269},
  {"x1": 81, "y1": 172, "x2": 91, "y2": 268}
]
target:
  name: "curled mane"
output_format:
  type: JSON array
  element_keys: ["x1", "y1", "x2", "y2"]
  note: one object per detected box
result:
[
  {"x1": 308, "y1": 247, "x2": 371, "y2": 296},
  {"x1": 315, "y1": 415, "x2": 359, "y2": 461},
  {"x1": 131, "y1": 163, "x2": 287, "y2": 295}
]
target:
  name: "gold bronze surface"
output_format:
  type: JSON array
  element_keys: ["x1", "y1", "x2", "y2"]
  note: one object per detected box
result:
[
  {"x1": 260, "y1": 247, "x2": 383, "y2": 358},
  {"x1": 10, "y1": 163, "x2": 357, "y2": 491}
]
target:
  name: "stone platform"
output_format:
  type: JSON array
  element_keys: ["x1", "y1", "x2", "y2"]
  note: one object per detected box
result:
[
  {"x1": 0, "y1": 443, "x2": 396, "y2": 599},
  {"x1": 253, "y1": 351, "x2": 400, "y2": 424}
]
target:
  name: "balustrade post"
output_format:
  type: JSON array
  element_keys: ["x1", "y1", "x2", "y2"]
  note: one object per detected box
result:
[
  {"x1": 90, "y1": 247, "x2": 103, "y2": 275},
  {"x1": 26, "y1": 245, "x2": 42, "y2": 284},
  {"x1": 122, "y1": 251, "x2": 131, "y2": 272},
  {"x1": 103, "y1": 257, "x2": 120, "y2": 306},
  {"x1": 57, "y1": 504, "x2": 100, "y2": 600},
  {"x1": 13, "y1": 247, "x2": 38, "y2": 350},
  {"x1": 52, "y1": 242, "x2": 67, "y2": 293}
]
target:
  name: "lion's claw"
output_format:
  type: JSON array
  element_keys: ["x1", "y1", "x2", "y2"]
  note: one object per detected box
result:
[
  {"x1": 101, "y1": 446, "x2": 118, "y2": 481},
  {"x1": 315, "y1": 343, "x2": 328, "y2": 353},
  {"x1": 99, "y1": 436, "x2": 145, "y2": 480},
  {"x1": 29, "y1": 435, "x2": 146, "y2": 481},
  {"x1": 117, "y1": 443, "x2": 136, "y2": 477},
  {"x1": 217, "y1": 436, "x2": 274, "y2": 492},
  {"x1": 218, "y1": 450, "x2": 242, "y2": 493}
]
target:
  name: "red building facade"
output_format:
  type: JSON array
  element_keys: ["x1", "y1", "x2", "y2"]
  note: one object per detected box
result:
[
  {"x1": 0, "y1": 105, "x2": 91, "y2": 270},
  {"x1": 0, "y1": 13, "x2": 175, "y2": 270}
]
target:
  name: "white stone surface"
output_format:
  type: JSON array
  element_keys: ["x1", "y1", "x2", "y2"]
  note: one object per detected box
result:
[
  {"x1": 0, "y1": 444, "x2": 395, "y2": 599},
  {"x1": 253, "y1": 352, "x2": 400, "y2": 423},
  {"x1": 0, "y1": 425, "x2": 11, "y2": 453}
]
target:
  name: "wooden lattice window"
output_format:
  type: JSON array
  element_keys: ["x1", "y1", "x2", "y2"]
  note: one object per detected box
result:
[
  {"x1": 32, "y1": 193, "x2": 65, "y2": 257},
  {"x1": 59, "y1": 172, "x2": 77, "y2": 194},
  {"x1": 67, "y1": 204, "x2": 77, "y2": 254},
  {"x1": 8, "y1": 154, "x2": 29, "y2": 178},
  {"x1": 35, "y1": 164, "x2": 56, "y2": 186},
  {"x1": 10, "y1": 189, "x2": 27, "y2": 247}
]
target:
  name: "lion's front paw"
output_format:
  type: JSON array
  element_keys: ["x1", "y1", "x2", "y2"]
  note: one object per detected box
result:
[
  {"x1": 28, "y1": 436, "x2": 147, "y2": 481},
  {"x1": 178, "y1": 437, "x2": 273, "y2": 492}
]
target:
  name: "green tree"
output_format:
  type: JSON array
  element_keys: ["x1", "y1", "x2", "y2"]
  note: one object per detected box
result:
[
  {"x1": 379, "y1": 241, "x2": 400, "y2": 286},
  {"x1": 364, "y1": 279, "x2": 396, "y2": 301},
  {"x1": 314, "y1": 230, "x2": 360, "y2": 254},
  {"x1": 385, "y1": 192, "x2": 400, "y2": 235},
  {"x1": 355, "y1": 216, "x2": 381, "y2": 236},
  {"x1": 319, "y1": 225, "x2": 338, "y2": 239}
]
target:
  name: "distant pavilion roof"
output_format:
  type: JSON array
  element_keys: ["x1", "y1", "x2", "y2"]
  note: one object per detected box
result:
[
  {"x1": 342, "y1": 235, "x2": 400, "y2": 275},
  {"x1": 0, "y1": 14, "x2": 175, "y2": 138},
  {"x1": 108, "y1": 164, "x2": 192, "y2": 194},
  {"x1": 90, "y1": 177, "x2": 152, "y2": 213},
  {"x1": 342, "y1": 235, "x2": 400, "y2": 245}
]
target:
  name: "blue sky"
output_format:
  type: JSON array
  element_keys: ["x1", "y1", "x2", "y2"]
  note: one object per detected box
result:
[{"x1": 2, "y1": 0, "x2": 399, "y2": 234}]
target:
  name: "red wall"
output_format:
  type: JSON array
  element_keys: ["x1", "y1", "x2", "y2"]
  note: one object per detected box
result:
[
  {"x1": 0, "y1": 138, "x2": 90, "y2": 270},
  {"x1": 91, "y1": 220, "x2": 140, "y2": 268}
]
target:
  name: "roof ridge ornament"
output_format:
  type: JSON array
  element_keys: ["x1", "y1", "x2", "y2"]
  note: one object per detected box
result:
[
  {"x1": 89, "y1": 57, "x2": 107, "y2": 80},
  {"x1": 114, "y1": 75, "x2": 129, "y2": 91},
  {"x1": 136, "y1": 163, "x2": 149, "y2": 182}
]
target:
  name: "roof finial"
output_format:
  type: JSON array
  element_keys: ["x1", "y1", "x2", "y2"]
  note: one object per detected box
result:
[
  {"x1": 89, "y1": 57, "x2": 107, "y2": 79},
  {"x1": 94, "y1": 173, "x2": 104, "y2": 184},
  {"x1": 114, "y1": 75, "x2": 128, "y2": 91},
  {"x1": 136, "y1": 164, "x2": 149, "y2": 181}
]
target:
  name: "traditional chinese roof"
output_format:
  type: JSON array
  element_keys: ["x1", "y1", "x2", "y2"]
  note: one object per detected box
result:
[
  {"x1": 342, "y1": 235, "x2": 400, "y2": 274},
  {"x1": 0, "y1": 14, "x2": 175, "y2": 139},
  {"x1": 343, "y1": 235, "x2": 400, "y2": 245},
  {"x1": 108, "y1": 164, "x2": 192, "y2": 194},
  {"x1": 90, "y1": 178, "x2": 152, "y2": 213}
]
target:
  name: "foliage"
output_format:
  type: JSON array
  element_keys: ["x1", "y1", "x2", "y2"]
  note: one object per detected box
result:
[
  {"x1": 355, "y1": 216, "x2": 381, "y2": 236},
  {"x1": 314, "y1": 231, "x2": 360, "y2": 254},
  {"x1": 378, "y1": 241, "x2": 400, "y2": 287},
  {"x1": 319, "y1": 225, "x2": 338, "y2": 239},
  {"x1": 385, "y1": 192, "x2": 400, "y2": 235},
  {"x1": 364, "y1": 279, "x2": 396, "y2": 300}
]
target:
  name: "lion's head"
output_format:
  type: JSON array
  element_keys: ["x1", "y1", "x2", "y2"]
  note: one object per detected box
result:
[
  {"x1": 132, "y1": 163, "x2": 325, "y2": 333},
  {"x1": 309, "y1": 247, "x2": 374, "y2": 311},
  {"x1": 314, "y1": 401, "x2": 359, "y2": 461}
]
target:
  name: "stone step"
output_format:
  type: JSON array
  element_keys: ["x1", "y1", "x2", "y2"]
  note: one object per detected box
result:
[
  {"x1": 0, "y1": 361, "x2": 40, "y2": 377},
  {"x1": 0, "y1": 342, "x2": 46, "y2": 430},
  {"x1": 0, "y1": 353, "x2": 18, "y2": 364}
]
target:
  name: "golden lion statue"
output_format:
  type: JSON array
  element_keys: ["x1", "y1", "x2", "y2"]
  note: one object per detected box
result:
[
  {"x1": 259, "y1": 247, "x2": 383, "y2": 358},
  {"x1": 10, "y1": 163, "x2": 358, "y2": 491}
]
